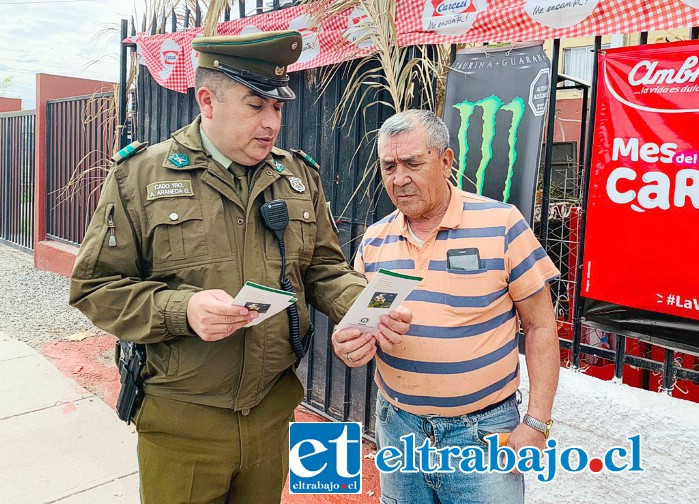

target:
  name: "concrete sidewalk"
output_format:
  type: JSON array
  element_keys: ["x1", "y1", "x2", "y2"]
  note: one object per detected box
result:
[{"x1": 0, "y1": 333, "x2": 140, "y2": 504}]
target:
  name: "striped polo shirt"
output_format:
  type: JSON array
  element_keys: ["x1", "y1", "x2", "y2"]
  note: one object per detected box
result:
[{"x1": 355, "y1": 183, "x2": 559, "y2": 417}]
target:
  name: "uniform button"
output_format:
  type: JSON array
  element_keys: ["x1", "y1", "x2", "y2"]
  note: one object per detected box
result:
[
  {"x1": 237, "y1": 218, "x2": 244, "y2": 225},
  {"x1": 169, "y1": 212, "x2": 179, "y2": 221},
  {"x1": 241, "y1": 408, "x2": 250, "y2": 416},
  {"x1": 303, "y1": 211, "x2": 310, "y2": 220}
]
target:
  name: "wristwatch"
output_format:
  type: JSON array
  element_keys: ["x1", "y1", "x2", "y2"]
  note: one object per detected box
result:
[{"x1": 523, "y1": 414, "x2": 554, "y2": 438}]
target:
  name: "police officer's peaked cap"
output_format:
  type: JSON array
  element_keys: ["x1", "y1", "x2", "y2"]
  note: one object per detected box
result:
[{"x1": 192, "y1": 30, "x2": 302, "y2": 101}]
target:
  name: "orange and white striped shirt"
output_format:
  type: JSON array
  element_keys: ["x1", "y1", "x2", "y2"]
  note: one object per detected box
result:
[{"x1": 355, "y1": 183, "x2": 559, "y2": 416}]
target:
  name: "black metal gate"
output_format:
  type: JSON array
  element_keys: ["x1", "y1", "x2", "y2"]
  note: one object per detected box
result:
[
  {"x1": 0, "y1": 110, "x2": 35, "y2": 252},
  {"x1": 46, "y1": 93, "x2": 116, "y2": 246}
]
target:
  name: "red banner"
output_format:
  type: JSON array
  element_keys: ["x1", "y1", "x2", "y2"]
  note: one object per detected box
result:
[
  {"x1": 582, "y1": 40, "x2": 699, "y2": 321},
  {"x1": 397, "y1": 0, "x2": 699, "y2": 45},
  {"x1": 129, "y1": 4, "x2": 373, "y2": 93},
  {"x1": 130, "y1": 1, "x2": 699, "y2": 94}
]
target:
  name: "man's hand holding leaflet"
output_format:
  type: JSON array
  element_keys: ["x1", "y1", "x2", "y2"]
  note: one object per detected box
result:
[{"x1": 335, "y1": 269, "x2": 421, "y2": 333}]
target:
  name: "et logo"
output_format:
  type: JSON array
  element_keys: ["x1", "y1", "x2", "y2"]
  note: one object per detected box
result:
[{"x1": 289, "y1": 422, "x2": 362, "y2": 494}]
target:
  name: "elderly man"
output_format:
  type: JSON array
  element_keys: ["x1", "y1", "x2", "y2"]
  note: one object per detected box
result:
[
  {"x1": 332, "y1": 110, "x2": 560, "y2": 503},
  {"x1": 70, "y1": 31, "x2": 411, "y2": 504}
]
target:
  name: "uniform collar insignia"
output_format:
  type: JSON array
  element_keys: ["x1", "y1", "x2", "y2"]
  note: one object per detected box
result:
[
  {"x1": 169, "y1": 153, "x2": 190, "y2": 168},
  {"x1": 273, "y1": 160, "x2": 285, "y2": 173}
]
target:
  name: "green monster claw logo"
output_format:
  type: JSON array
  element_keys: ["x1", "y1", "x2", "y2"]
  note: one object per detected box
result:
[{"x1": 453, "y1": 96, "x2": 525, "y2": 202}]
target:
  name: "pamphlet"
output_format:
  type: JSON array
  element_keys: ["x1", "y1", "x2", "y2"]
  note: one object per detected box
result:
[
  {"x1": 231, "y1": 281, "x2": 296, "y2": 327},
  {"x1": 336, "y1": 269, "x2": 422, "y2": 333}
]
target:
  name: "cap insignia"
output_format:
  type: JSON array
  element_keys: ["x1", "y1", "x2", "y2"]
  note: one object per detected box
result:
[
  {"x1": 275, "y1": 66, "x2": 285, "y2": 76},
  {"x1": 291, "y1": 42, "x2": 298, "y2": 50}
]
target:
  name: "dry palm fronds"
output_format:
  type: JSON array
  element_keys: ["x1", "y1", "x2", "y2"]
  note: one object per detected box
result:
[
  {"x1": 304, "y1": 0, "x2": 446, "y2": 127},
  {"x1": 301, "y1": 0, "x2": 450, "y2": 217},
  {"x1": 62, "y1": 0, "x2": 209, "y2": 202},
  {"x1": 203, "y1": 0, "x2": 229, "y2": 36},
  {"x1": 54, "y1": 88, "x2": 118, "y2": 208}
]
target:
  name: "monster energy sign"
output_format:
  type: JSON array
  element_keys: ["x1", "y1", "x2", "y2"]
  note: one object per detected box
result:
[{"x1": 444, "y1": 43, "x2": 550, "y2": 223}]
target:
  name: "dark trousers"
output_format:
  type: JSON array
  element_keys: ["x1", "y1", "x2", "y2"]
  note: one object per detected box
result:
[{"x1": 134, "y1": 369, "x2": 304, "y2": 504}]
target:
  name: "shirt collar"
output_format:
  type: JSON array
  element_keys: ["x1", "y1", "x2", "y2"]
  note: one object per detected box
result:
[{"x1": 199, "y1": 125, "x2": 233, "y2": 169}]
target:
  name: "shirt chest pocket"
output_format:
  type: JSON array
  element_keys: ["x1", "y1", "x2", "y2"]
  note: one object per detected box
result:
[
  {"x1": 263, "y1": 198, "x2": 316, "y2": 263},
  {"x1": 145, "y1": 200, "x2": 208, "y2": 264},
  {"x1": 443, "y1": 266, "x2": 493, "y2": 315}
]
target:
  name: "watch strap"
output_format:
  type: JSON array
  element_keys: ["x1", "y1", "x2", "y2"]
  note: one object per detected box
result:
[{"x1": 523, "y1": 414, "x2": 552, "y2": 438}]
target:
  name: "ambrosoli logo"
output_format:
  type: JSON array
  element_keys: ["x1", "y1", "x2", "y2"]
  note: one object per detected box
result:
[
  {"x1": 628, "y1": 56, "x2": 699, "y2": 87},
  {"x1": 604, "y1": 54, "x2": 699, "y2": 114},
  {"x1": 452, "y1": 96, "x2": 525, "y2": 202}
]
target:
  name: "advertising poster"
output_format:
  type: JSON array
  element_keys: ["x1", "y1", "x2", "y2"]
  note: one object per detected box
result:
[
  {"x1": 582, "y1": 40, "x2": 699, "y2": 350},
  {"x1": 443, "y1": 43, "x2": 550, "y2": 223}
]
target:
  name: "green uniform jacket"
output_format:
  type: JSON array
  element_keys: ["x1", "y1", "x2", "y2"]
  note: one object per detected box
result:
[{"x1": 69, "y1": 117, "x2": 366, "y2": 410}]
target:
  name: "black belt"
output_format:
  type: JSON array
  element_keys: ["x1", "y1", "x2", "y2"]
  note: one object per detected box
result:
[{"x1": 468, "y1": 392, "x2": 516, "y2": 416}]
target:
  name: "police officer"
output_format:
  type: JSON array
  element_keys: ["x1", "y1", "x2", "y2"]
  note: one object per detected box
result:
[{"x1": 70, "y1": 31, "x2": 411, "y2": 504}]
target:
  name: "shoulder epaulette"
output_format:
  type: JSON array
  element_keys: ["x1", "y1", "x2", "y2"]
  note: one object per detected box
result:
[
  {"x1": 291, "y1": 148, "x2": 321, "y2": 171},
  {"x1": 112, "y1": 141, "x2": 148, "y2": 165}
]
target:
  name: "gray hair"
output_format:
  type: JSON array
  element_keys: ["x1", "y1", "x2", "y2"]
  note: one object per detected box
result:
[
  {"x1": 377, "y1": 109, "x2": 450, "y2": 154},
  {"x1": 194, "y1": 67, "x2": 238, "y2": 100}
]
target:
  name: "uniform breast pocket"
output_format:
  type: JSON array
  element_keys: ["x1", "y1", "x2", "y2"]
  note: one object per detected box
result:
[
  {"x1": 264, "y1": 198, "x2": 316, "y2": 263},
  {"x1": 145, "y1": 200, "x2": 208, "y2": 264}
]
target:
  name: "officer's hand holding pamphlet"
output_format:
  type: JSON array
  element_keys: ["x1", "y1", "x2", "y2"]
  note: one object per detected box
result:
[
  {"x1": 335, "y1": 269, "x2": 421, "y2": 333},
  {"x1": 231, "y1": 282, "x2": 297, "y2": 327}
]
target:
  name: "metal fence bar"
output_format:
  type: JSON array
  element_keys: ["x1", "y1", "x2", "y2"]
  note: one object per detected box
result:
[
  {"x1": 538, "y1": 38, "x2": 560, "y2": 248},
  {"x1": 560, "y1": 338, "x2": 699, "y2": 385},
  {"x1": 45, "y1": 93, "x2": 116, "y2": 246},
  {"x1": 0, "y1": 111, "x2": 35, "y2": 252},
  {"x1": 120, "y1": 20, "x2": 129, "y2": 149},
  {"x1": 614, "y1": 335, "x2": 626, "y2": 380},
  {"x1": 578, "y1": 86, "x2": 589, "y2": 177},
  {"x1": 571, "y1": 35, "x2": 602, "y2": 370},
  {"x1": 662, "y1": 349, "x2": 675, "y2": 393}
]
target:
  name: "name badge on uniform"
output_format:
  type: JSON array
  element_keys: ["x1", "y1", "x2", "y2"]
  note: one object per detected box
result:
[
  {"x1": 288, "y1": 177, "x2": 306, "y2": 193},
  {"x1": 146, "y1": 180, "x2": 194, "y2": 200}
]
